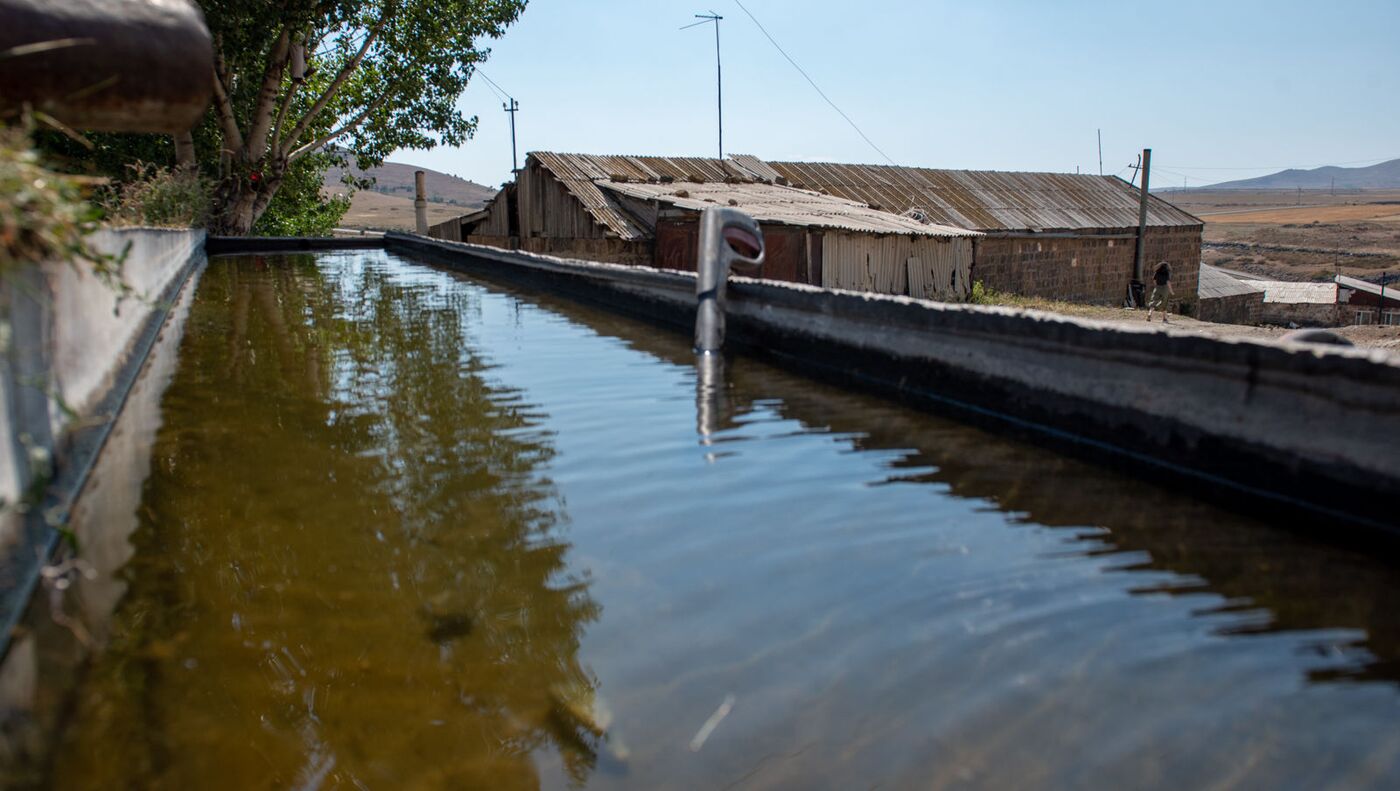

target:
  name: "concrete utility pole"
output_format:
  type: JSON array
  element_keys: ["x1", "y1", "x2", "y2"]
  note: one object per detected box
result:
[
  {"x1": 414, "y1": 170, "x2": 428, "y2": 235},
  {"x1": 1097, "y1": 129, "x2": 1103, "y2": 176},
  {"x1": 1132, "y1": 147, "x2": 1152, "y2": 307},
  {"x1": 504, "y1": 98, "x2": 520, "y2": 173}
]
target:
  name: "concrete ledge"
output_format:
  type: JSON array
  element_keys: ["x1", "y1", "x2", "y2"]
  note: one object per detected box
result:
[
  {"x1": 387, "y1": 232, "x2": 1400, "y2": 533},
  {"x1": 206, "y1": 235, "x2": 387, "y2": 255},
  {"x1": 1, "y1": 228, "x2": 205, "y2": 659}
]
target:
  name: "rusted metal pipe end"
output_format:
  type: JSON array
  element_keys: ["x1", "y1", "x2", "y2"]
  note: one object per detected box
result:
[{"x1": 0, "y1": 0, "x2": 213, "y2": 133}]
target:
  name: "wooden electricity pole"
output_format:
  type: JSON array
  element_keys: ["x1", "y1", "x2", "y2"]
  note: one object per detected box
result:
[
  {"x1": 504, "y1": 98, "x2": 520, "y2": 173},
  {"x1": 1132, "y1": 148, "x2": 1152, "y2": 306}
]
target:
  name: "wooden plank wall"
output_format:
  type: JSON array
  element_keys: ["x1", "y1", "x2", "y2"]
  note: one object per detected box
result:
[
  {"x1": 822, "y1": 234, "x2": 973, "y2": 300},
  {"x1": 427, "y1": 218, "x2": 462, "y2": 241},
  {"x1": 480, "y1": 192, "x2": 512, "y2": 236},
  {"x1": 519, "y1": 162, "x2": 608, "y2": 240}
]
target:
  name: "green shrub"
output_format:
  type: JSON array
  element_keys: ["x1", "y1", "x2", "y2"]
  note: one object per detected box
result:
[
  {"x1": 101, "y1": 164, "x2": 211, "y2": 228},
  {"x1": 970, "y1": 280, "x2": 992, "y2": 304}
]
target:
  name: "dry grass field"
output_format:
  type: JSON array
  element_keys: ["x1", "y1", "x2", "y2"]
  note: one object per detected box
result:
[
  {"x1": 1162, "y1": 189, "x2": 1400, "y2": 281},
  {"x1": 336, "y1": 190, "x2": 468, "y2": 231}
]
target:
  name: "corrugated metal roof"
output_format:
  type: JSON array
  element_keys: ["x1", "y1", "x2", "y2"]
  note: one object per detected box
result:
[
  {"x1": 1246, "y1": 280, "x2": 1338, "y2": 304},
  {"x1": 599, "y1": 181, "x2": 979, "y2": 237},
  {"x1": 1337, "y1": 274, "x2": 1400, "y2": 302},
  {"x1": 1198, "y1": 264, "x2": 1265, "y2": 299},
  {"x1": 530, "y1": 152, "x2": 763, "y2": 240},
  {"x1": 765, "y1": 161, "x2": 1202, "y2": 231},
  {"x1": 727, "y1": 154, "x2": 783, "y2": 183}
]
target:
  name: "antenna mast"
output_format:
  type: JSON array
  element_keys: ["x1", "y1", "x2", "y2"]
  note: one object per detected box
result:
[{"x1": 684, "y1": 12, "x2": 724, "y2": 158}]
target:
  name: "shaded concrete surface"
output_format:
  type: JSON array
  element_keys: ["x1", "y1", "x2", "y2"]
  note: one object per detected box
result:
[
  {"x1": 1, "y1": 229, "x2": 204, "y2": 662},
  {"x1": 0, "y1": 262, "x2": 202, "y2": 780},
  {"x1": 48, "y1": 229, "x2": 204, "y2": 423},
  {"x1": 387, "y1": 232, "x2": 1400, "y2": 531}
]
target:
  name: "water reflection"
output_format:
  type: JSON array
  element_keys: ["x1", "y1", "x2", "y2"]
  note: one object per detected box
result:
[
  {"x1": 50, "y1": 254, "x2": 603, "y2": 788},
  {"x1": 693, "y1": 353, "x2": 730, "y2": 448},
  {"x1": 502, "y1": 274, "x2": 1400, "y2": 689},
  {"x1": 27, "y1": 250, "x2": 1400, "y2": 790}
]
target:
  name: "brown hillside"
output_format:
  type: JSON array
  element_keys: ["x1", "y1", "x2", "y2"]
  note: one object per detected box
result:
[{"x1": 325, "y1": 161, "x2": 496, "y2": 208}]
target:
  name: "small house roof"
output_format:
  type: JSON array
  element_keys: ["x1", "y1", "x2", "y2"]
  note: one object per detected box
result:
[
  {"x1": 764, "y1": 161, "x2": 1203, "y2": 231},
  {"x1": 1336, "y1": 274, "x2": 1400, "y2": 303},
  {"x1": 599, "y1": 180, "x2": 978, "y2": 237},
  {"x1": 526, "y1": 152, "x2": 1203, "y2": 241},
  {"x1": 1247, "y1": 280, "x2": 1338, "y2": 304},
  {"x1": 1198, "y1": 263, "x2": 1265, "y2": 300}
]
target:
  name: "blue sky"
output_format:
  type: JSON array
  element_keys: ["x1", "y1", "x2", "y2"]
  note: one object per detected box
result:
[{"x1": 399, "y1": 0, "x2": 1400, "y2": 189}]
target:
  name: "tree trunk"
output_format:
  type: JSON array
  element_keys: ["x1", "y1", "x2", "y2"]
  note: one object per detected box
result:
[
  {"x1": 173, "y1": 129, "x2": 196, "y2": 167},
  {"x1": 211, "y1": 179, "x2": 257, "y2": 235},
  {"x1": 210, "y1": 162, "x2": 284, "y2": 235}
]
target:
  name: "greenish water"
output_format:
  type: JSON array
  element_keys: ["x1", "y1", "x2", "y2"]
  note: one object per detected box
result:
[{"x1": 36, "y1": 251, "x2": 1400, "y2": 788}]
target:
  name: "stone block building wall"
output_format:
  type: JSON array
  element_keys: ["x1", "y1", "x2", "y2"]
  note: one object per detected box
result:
[
  {"x1": 1198, "y1": 291, "x2": 1264, "y2": 325},
  {"x1": 972, "y1": 226, "x2": 1202, "y2": 307},
  {"x1": 1258, "y1": 302, "x2": 1342, "y2": 327}
]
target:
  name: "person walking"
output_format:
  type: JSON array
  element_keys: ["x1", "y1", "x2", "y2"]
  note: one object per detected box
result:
[{"x1": 1146, "y1": 260, "x2": 1173, "y2": 323}]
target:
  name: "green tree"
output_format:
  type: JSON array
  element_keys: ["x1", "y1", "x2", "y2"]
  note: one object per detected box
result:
[{"x1": 200, "y1": 0, "x2": 526, "y2": 235}]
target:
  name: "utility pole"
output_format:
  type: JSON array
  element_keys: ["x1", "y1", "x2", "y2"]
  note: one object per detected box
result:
[
  {"x1": 1128, "y1": 153, "x2": 1142, "y2": 187},
  {"x1": 1382, "y1": 271, "x2": 1390, "y2": 325},
  {"x1": 1097, "y1": 129, "x2": 1103, "y2": 176},
  {"x1": 684, "y1": 12, "x2": 724, "y2": 158},
  {"x1": 504, "y1": 98, "x2": 520, "y2": 173},
  {"x1": 1132, "y1": 147, "x2": 1152, "y2": 307}
]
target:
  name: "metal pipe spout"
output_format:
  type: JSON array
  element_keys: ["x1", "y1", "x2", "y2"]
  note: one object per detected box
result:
[{"x1": 694, "y1": 207, "x2": 764, "y2": 354}]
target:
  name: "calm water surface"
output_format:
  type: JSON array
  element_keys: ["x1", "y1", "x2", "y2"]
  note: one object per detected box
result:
[{"x1": 44, "y1": 251, "x2": 1400, "y2": 789}]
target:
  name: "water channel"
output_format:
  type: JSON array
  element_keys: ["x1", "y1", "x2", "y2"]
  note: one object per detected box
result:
[{"x1": 20, "y1": 250, "x2": 1400, "y2": 788}]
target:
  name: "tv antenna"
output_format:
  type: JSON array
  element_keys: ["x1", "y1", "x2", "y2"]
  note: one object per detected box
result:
[{"x1": 683, "y1": 12, "x2": 724, "y2": 158}]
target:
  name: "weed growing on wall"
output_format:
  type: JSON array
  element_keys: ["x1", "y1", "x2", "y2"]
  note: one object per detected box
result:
[
  {"x1": 0, "y1": 123, "x2": 127, "y2": 289},
  {"x1": 100, "y1": 164, "x2": 212, "y2": 228}
]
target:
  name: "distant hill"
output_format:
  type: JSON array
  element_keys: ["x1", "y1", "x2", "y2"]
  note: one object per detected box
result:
[
  {"x1": 325, "y1": 161, "x2": 496, "y2": 209},
  {"x1": 1207, "y1": 158, "x2": 1400, "y2": 190}
]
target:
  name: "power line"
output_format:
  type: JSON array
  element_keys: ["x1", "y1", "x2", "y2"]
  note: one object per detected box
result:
[
  {"x1": 475, "y1": 68, "x2": 512, "y2": 102},
  {"x1": 732, "y1": 0, "x2": 896, "y2": 166}
]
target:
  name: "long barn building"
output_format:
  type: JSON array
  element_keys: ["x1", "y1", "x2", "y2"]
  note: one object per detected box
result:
[
  {"x1": 764, "y1": 160, "x2": 1203, "y2": 305},
  {"x1": 434, "y1": 153, "x2": 1202, "y2": 306}
]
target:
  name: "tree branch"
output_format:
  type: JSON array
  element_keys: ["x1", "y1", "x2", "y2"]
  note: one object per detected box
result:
[
  {"x1": 270, "y1": 79, "x2": 301, "y2": 153},
  {"x1": 287, "y1": 91, "x2": 391, "y2": 162},
  {"x1": 280, "y1": 20, "x2": 384, "y2": 159},
  {"x1": 210, "y1": 56, "x2": 245, "y2": 154},
  {"x1": 244, "y1": 26, "x2": 294, "y2": 159}
]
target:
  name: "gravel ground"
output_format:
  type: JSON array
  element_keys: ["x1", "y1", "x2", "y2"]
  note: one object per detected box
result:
[{"x1": 1000, "y1": 302, "x2": 1400, "y2": 354}]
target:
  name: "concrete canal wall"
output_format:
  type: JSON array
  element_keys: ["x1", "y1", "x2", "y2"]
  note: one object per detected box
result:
[
  {"x1": 0, "y1": 228, "x2": 204, "y2": 656},
  {"x1": 387, "y1": 232, "x2": 1400, "y2": 533}
]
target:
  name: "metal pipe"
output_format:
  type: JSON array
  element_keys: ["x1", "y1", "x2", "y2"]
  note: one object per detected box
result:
[
  {"x1": 0, "y1": 0, "x2": 213, "y2": 133},
  {"x1": 694, "y1": 207, "x2": 764, "y2": 354}
]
